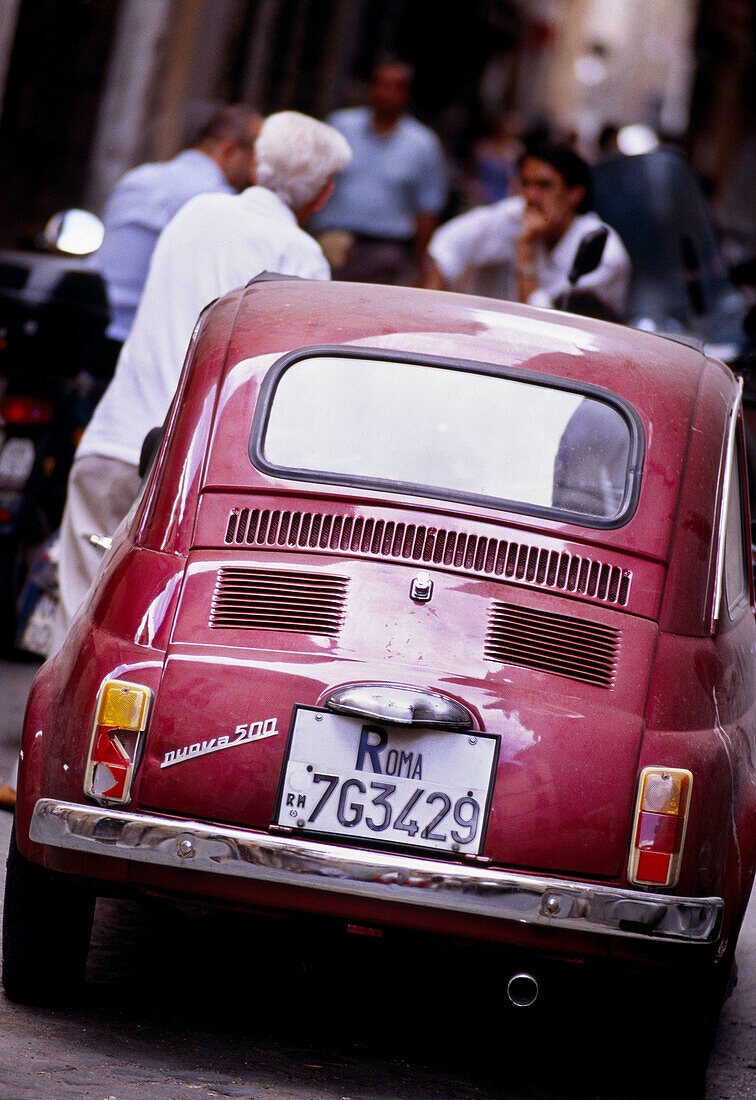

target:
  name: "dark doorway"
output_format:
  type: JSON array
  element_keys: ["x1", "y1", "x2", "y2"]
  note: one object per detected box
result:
[{"x1": 0, "y1": 0, "x2": 120, "y2": 247}]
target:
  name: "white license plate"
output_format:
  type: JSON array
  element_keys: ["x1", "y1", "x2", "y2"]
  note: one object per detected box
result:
[{"x1": 275, "y1": 707, "x2": 498, "y2": 855}]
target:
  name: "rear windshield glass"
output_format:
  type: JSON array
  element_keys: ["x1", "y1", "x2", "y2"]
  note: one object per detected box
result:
[{"x1": 255, "y1": 354, "x2": 638, "y2": 524}]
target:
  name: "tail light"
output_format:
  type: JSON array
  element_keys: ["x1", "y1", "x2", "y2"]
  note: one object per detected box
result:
[
  {"x1": 83, "y1": 680, "x2": 152, "y2": 805},
  {"x1": 628, "y1": 767, "x2": 692, "y2": 887},
  {"x1": 0, "y1": 394, "x2": 54, "y2": 426}
]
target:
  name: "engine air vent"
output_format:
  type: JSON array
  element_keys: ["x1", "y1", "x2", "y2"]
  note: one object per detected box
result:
[
  {"x1": 485, "y1": 602, "x2": 620, "y2": 688},
  {"x1": 224, "y1": 506, "x2": 632, "y2": 607},
  {"x1": 210, "y1": 567, "x2": 347, "y2": 636}
]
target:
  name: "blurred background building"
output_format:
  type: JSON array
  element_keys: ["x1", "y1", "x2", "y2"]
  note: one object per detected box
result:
[{"x1": 0, "y1": 0, "x2": 753, "y2": 263}]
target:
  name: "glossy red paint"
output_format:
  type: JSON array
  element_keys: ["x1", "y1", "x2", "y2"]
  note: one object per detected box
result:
[{"x1": 11, "y1": 280, "x2": 756, "y2": 991}]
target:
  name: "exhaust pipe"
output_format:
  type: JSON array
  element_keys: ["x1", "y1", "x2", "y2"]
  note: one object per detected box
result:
[{"x1": 507, "y1": 972, "x2": 539, "y2": 1007}]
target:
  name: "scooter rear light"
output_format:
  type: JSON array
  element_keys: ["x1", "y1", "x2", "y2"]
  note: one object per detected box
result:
[
  {"x1": 0, "y1": 394, "x2": 54, "y2": 426},
  {"x1": 83, "y1": 680, "x2": 152, "y2": 805},
  {"x1": 0, "y1": 437, "x2": 35, "y2": 487},
  {"x1": 628, "y1": 767, "x2": 692, "y2": 888},
  {"x1": 0, "y1": 488, "x2": 22, "y2": 522}
]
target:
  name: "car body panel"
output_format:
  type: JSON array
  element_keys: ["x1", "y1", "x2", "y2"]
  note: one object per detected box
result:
[{"x1": 134, "y1": 548, "x2": 658, "y2": 878}]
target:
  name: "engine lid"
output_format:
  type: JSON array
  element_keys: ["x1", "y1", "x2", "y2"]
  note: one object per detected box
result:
[{"x1": 134, "y1": 550, "x2": 657, "y2": 879}]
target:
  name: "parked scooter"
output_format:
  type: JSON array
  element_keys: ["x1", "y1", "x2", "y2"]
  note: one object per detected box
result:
[
  {"x1": 591, "y1": 145, "x2": 751, "y2": 359},
  {"x1": 592, "y1": 145, "x2": 756, "y2": 494},
  {"x1": 0, "y1": 211, "x2": 117, "y2": 650}
]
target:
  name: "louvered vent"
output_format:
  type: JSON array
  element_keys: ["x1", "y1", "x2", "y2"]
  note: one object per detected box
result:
[
  {"x1": 210, "y1": 568, "x2": 347, "y2": 635},
  {"x1": 224, "y1": 507, "x2": 631, "y2": 606},
  {"x1": 485, "y1": 602, "x2": 620, "y2": 688}
]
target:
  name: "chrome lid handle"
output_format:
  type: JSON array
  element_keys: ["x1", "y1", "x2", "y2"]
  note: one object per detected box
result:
[{"x1": 325, "y1": 683, "x2": 474, "y2": 730}]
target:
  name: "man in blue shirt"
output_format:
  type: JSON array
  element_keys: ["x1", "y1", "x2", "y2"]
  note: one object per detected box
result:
[
  {"x1": 95, "y1": 103, "x2": 262, "y2": 342},
  {"x1": 310, "y1": 61, "x2": 446, "y2": 285}
]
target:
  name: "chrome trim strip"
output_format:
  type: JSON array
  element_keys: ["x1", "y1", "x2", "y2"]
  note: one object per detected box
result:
[
  {"x1": 30, "y1": 798, "x2": 723, "y2": 944},
  {"x1": 712, "y1": 376, "x2": 743, "y2": 626}
]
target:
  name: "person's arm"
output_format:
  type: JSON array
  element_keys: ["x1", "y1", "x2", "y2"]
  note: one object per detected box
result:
[
  {"x1": 412, "y1": 212, "x2": 439, "y2": 284},
  {"x1": 411, "y1": 132, "x2": 447, "y2": 284},
  {"x1": 424, "y1": 257, "x2": 447, "y2": 290},
  {"x1": 425, "y1": 202, "x2": 512, "y2": 291},
  {"x1": 515, "y1": 242, "x2": 538, "y2": 303},
  {"x1": 515, "y1": 207, "x2": 548, "y2": 303}
]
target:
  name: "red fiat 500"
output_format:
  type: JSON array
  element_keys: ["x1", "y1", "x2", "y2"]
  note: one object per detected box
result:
[{"x1": 4, "y1": 279, "x2": 755, "y2": 1064}]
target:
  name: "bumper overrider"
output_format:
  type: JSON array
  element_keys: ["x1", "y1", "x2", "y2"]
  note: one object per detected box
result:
[{"x1": 30, "y1": 798, "x2": 723, "y2": 945}]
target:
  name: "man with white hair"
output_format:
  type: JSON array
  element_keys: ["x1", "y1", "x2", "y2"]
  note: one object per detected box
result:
[{"x1": 50, "y1": 110, "x2": 352, "y2": 655}]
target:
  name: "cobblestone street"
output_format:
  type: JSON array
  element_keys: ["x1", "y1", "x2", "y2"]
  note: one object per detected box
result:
[{"x1": 1, "y1": 660, "x2": 754, "y2": 1099}]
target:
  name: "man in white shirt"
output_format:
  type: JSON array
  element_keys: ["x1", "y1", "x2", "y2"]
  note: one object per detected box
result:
[
  {"x1": 51, "y1": 111, "x2": 351, "y2": 652},
  {"x1": 426, "y1": 143, "x2": 630, "y2": 319}
]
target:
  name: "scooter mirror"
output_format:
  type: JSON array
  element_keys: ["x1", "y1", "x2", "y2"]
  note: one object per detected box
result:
[
  {"x1": 139, "y1": 425, "x2": 164, "y2": 479},
  {"x1": 568, "y1": 226, "x2": 609, "y2": 285},
  {"x1": 40, "y1": 210, "x2": 104, "y2": 256}
]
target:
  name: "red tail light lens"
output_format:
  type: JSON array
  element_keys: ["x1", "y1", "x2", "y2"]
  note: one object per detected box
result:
[
  {"x1": 83, "y1": 680, "x2": 152, "y2": 805},
  {"x1": 628, "y1": 767, "x2": 692, "y2": 887},
  {"x1": 0, "y1": 394, "x2": 54, "y2": 426}
]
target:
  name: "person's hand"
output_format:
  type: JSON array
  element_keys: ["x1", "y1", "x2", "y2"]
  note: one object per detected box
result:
[
  {"x1": 519, "y1": 205, "x2": 549, "y2": 244},
  {"x1": 515, "y1": 208, "x2": 545, "y2": 302}
]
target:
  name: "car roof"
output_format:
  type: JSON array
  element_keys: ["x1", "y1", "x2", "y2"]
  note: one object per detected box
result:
[
  {"x1": 145, "y1": 279, "x2": 739, "y2": 632},
  {"x1": 218, "y1": 277, "x2": 720, "y2": 419}
]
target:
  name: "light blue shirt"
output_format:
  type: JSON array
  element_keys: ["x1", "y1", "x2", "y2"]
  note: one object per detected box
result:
[
  {"x1": 94, "y1": 150, "x2": 233, "y2": 341},
  {"x1": 310, "y1": 108, "x2": 447, "y2": 240}
]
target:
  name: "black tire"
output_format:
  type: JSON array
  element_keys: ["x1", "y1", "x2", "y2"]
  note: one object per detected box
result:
[
  {"x1": 0, "y1": 535, "x2": 27, "y2": 653},
  {"x1": 621, "y1": 956, "x2": 735, "y2": 1100},
  {"x1": 2, "y1": 825, "x2": 95, "y2": 1005}
]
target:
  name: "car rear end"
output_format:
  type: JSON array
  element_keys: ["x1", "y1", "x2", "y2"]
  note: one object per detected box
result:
[
  {"x1": 22, "y1": 291, "x2": 722, "y2": 939},
  {"x1": 11, "y1": 284, "x2": 750, "y2": 1035}
]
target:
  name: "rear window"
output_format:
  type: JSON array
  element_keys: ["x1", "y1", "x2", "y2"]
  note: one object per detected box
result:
[{"x1": 252, "y1": 350, "x2": 642, "y2": 527}]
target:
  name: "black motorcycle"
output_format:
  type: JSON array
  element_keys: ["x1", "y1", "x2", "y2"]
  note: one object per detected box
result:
[
  {"x1": 592, "y1": 145, "x2": 756, "y2": 498},
  {"x1": 0, "y1": 212, "x2": 118, "y2": 649},
  {"x1": 591, "y1": 145, "x2": 751, "y2": 357}
]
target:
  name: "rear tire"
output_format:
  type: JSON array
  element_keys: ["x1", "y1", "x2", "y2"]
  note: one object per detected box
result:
[
  {"x1": 2, "y1": 825, "x2": 95, "y2": 1004},
  {"x1": 0, "y1": 535, "x2": 27, "y2": 653},
  {"x1": 625, "y1": 955, "x2": 736, "y2": 1099}
]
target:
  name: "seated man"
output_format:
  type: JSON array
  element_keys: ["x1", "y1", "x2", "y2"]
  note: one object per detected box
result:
[{"x1": 426, "y1": 142, "x2": 630, "y2": 319}]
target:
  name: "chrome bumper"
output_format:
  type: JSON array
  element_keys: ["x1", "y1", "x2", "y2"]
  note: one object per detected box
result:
[{"x1": 30, "y1": 798, "x2": 723, "y2": 945}]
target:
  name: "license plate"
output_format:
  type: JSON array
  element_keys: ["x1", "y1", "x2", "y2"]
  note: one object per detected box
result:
[{"x1": 275, "y1": 706, "x2": 498, "y2": 855}]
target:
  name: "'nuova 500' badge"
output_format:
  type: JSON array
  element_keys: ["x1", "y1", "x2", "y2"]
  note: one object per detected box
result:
[{"x1": 161, "y1": 718, "x2": 279, "y2": 769}]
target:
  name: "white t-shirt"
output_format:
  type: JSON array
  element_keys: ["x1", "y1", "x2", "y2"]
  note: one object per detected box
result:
[
  {"x1": 78, "y1": 186, "x2": 330, "y2": 466},
  {"x1": 428, "y1": 195, "x2": 631, "y2": 317}
]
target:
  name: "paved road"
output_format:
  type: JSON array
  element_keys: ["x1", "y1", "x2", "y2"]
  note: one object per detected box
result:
[{"x1": 1, "y1": 660, "x2": 754, "y2": 1100}]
